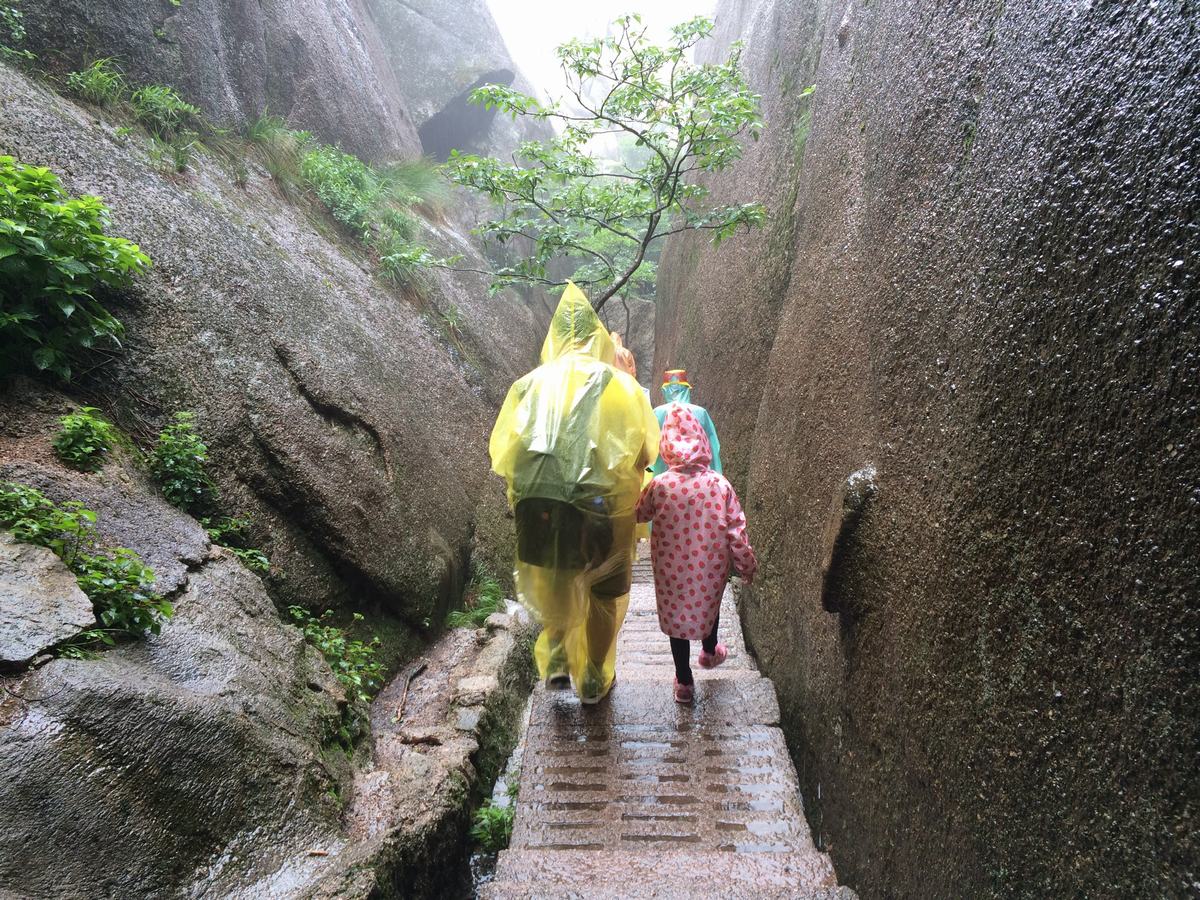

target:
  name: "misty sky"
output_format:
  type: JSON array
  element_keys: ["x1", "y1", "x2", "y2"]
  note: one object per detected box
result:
[{"x1": 486, "y1": 0, "x2": 717, "y2": 98}]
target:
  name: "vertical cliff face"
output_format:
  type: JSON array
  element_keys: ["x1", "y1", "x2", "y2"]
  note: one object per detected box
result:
[
  {"x1": 19, "y1": 0, "x2": 422, "y2": 163},
  {"x1": 656, "y1": 2, "x2": 1198, "y2": 897}
]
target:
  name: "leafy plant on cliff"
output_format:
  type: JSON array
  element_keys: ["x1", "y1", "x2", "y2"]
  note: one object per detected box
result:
[
  {"x1": 418, "y1": 14, "x2": 766, "y2": 311},
  {"x1": 288, "y1": 606, "x2": 384, "y2": 748},
  {"x1": 470, "y1": 798, "x2": 515, "y2": 852},
  {"x1": 149, "y1": 411, "x2": 217, "y2": 513},
  {"x1": 202, "y1": 515, "x2": 269, "y2": 574},
  {"x1": 0, "y1": 481, "x2": 173, "y2": 640},
  {"x1": 130, "y1": 84, "x2": 201, "y2": 139},
  {"x1": 0, "y1": 156, "x2": 150, "y2": 381},
  {"x1": 53, "y1": 406, "x2": 119, "y2": 471},
  {"x1": 149, "y1": 411, "x2": 271, "y2": 574},
  {"x1": 0, "y1": 0, "x2": 32, "y2": 62},
  {"x1": 65, "y1": 58, "x2": 128, "y2": 106}
]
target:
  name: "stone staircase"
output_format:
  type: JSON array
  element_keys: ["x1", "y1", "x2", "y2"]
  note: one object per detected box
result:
[{"x1": 482, "y1": 557, "x2": 853, "y2": 899}]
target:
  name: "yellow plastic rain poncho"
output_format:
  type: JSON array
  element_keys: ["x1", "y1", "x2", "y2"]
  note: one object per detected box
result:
[{"x1": 490, "y1": 284, "x2": 659, "y2": 701}]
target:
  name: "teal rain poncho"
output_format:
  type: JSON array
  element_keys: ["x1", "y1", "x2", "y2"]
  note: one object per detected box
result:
[{"x1": 651, "y1": 381, "x2": 722, "y2": 476}]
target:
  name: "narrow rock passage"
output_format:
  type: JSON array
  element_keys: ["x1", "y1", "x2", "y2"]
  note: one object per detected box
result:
[{"x1": 484, "y1": 557, "x2": 854, "y2": 899}]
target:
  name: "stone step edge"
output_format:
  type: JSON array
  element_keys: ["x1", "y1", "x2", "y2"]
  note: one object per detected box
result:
[{"x1": 485, "y1": 847, "x2": 841, "y2": 894}]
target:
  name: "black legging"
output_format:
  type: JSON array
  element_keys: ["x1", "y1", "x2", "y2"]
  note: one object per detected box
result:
[{"x1": 669, "y1": 610, "x2": 720, "y2": 686}]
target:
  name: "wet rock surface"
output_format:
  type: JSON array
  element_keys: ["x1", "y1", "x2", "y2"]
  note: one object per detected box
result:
[
  {"x1": 0, "y1": 67, "x2": 536, "y2": 625},
  {"x1": 0, "y1": 534, "x2": 95, "y2": 667},
  {"x1": 0, "y1": 556, "x2": 351, "y2": 899},
  {"x1": 656, "y1": 0, "x2": 1199, "y2": 897},
  {"x1": 19, "y1": 0, "x2": 421, "y2": 163},
  {"x1": 305, "y1": 607, "x2": 536, "y2": 899}
]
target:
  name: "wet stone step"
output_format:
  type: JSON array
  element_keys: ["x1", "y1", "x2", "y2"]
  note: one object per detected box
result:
[
  {"x1": 482, "y1": 849, "x2": 844, "y2": 899},
  {"x1": 484, "y1": 561, "x2": 848, "y2": 898}
]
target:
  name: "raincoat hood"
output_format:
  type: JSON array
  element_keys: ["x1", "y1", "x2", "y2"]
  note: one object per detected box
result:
[
  {"x1": 540, "y1": 283, "x2": 615, "y2": 365},
  {"x1": 660, "y1": 405, "x2": 712, "y2": 470},
  {"x1": 661, "y1": 382, "x2": 693, "y2": 404}
]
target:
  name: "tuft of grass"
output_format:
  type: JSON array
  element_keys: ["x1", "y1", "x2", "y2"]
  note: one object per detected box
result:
[
  {"x1": 446, "y1": 564, "x2": 505, "y2": 628},
  {"x1": 379, "y1": 158, "x2": 449, "y2": 214},
  {"x1": 245, "y1": 113, "x2": 312, "y2": 192},
  {"x1": 130, "y1": 84, "x2": 200, "y2": 139},
  {"x1": 66, "y1": 58, "x2": 128, "y2": 106}
]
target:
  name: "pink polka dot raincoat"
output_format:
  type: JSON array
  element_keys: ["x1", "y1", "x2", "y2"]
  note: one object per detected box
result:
[{"x1": 635, "y1": 405, "x2": 758, "y2": 641}]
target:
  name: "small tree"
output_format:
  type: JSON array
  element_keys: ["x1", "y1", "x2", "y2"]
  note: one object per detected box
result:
[{"x1": 419, "y1": 15, "x2": 766, "y2": 312}]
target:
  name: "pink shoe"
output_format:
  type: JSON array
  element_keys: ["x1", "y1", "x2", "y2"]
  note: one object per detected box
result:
[
  {"x1": 698, "y1": 643, "x2": 728, "y2": 669},
  {"x1": 673, "y1": 679, "x2": 694, "y2": 704}
]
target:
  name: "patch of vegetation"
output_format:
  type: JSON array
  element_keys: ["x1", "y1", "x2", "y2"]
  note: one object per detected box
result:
[
  {"x1": 0, "y1": 156, "x2": 150, "y2": 381},
  {"x1": 298, "y1": 142, "x2": 441, "y2": 283},
  {"x1": 202, "y1": 515, "x2": 269, "y2": 573},
  {"x1": 65, "y1": 58, "x2": 128, "y2": 106},
  {"x1": 432, "y1": 14, "x2": 768, "y2": 310},
  {"x1": 446, "y1": 564, "x2": 505, "y2": 629},
  {"x1": 130, "y1": 84, "x2": 200, "y2": 139},
  {"x1": 0, "y1": 0, "x2": 32, "y2": 62},
  {"x1": 52, "y1": 406, "x2": 118, "y2": 471},
  {"x1": 150, "y1": 411, "x2": 216, "y2": 513},
  {"x1": 470, "y1": 796, "x2": 515, "y2": 852},
  {"x1": 245, "y1": 113, "x2": 312, "y2": 191},
  {"x1": 0, "y1": 481, "x2": 173, "y2": 643},
  {"x1": 149, "y1": 411, "x2": 271, "y2": 575},
  {"x1": 288, "y1": 606, "x2": 384, "y2": 748}
]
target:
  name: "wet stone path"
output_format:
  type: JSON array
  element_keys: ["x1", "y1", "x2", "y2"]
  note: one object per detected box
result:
[{"x1": 483, "y1": 558, "x2": 853, "y2": 899}]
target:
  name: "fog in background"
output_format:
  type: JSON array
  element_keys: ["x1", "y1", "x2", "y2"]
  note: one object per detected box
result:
[{"x1": 486, "y1": 1, "x2": 717, "y2": 98}]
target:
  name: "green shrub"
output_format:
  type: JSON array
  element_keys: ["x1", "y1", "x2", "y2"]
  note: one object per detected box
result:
[
  {"x1": 0, "y1": 156, "x2": 150, "y2": 381},
  {"x1": 150, "y1": 411, "x2": 216, "y2": 513},
  {"x1": 74, "y1": 546, "x2": 173, "y2": 635},
  {"x1": 300, "y1": 144, "x2": 377, "y2": 235},
  {"x1": 0, "y1": 0, "x2": 32, "y2": 62},
  {"x1": 289, "y1": 606, "x2": 384, "y2": 748},
  {"x1": 52, "y1": 406, "x2": 118, "y2": 471},
  {"x1": 130, "y1": 84, "x2": 200, "y2": 138},
  {"x1": 446, "y1": 565, "x2": 505, "y2": 628},
  {"x1": 0, "y1": 481, "x2": 93, "y2": 561},
  {"x1": 203, "y1": 515, "x2": 269, "y2": 574},
  {"x1": 470, "y1": 799, "x2": 515, "y2": 852},
  {"x1": 288, "y1": 607, "x2": 383, "y2": 706},
  {"x1": 0, "y1": 481, "x2": 172, "y2": 639},
  {"x1": 65, "y1": 58, "x2": 128, "y2": 106}
]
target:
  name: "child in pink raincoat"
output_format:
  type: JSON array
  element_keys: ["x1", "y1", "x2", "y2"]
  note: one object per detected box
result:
[{"x1": 635, "y1": 405, "x2": 758, "y2": 704}]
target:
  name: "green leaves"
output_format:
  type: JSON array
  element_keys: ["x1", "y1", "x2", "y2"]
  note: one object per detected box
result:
[
  {"x1": 0, "y1": 482, "x2": 172, "y2": 641},
  {"x1": 150, "y1": 411, "x2": 217, "y2": 513},
  {"x1": 0, "y1": 0, "x2": 32, "y2": 62},
  {"x1": 53, "y1": 406, "x2": 119, "y2": 471},
  {"x1": 130, "y1": 85, "x2": 200, "y2": 139},
  {"x1": 436, "y1": 15, "x2": 767, "y2": 310},
  {"x1": 0, "y1": 156, "x2": 148, "y2": 381},
  {"x1": 65, "y1": 58, "x2": 128, "y2": 106},
  {"x1": 471, "y1": 799, "x2": 515, "y2": 852},
  {"x1": 288, "y1": 606, "x2": 384, "y2": 748}
]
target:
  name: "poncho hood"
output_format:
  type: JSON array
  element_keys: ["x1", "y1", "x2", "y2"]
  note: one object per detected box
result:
[
  {"x1": 661, "y1": 381, "x2": 692, "y2": 404},
  {"x1": 659, "y1": 404, "x2": 712, "y2": 470},
  {"x1": 540, "y1": 282, "x2": 615, "y2": 365}
]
